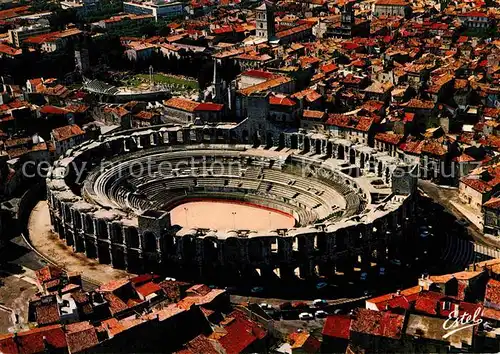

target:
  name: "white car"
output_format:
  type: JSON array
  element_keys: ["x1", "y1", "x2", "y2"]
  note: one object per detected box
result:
[
  {"x1": 299, "y1": 312, "x2": 314, "y2": 320},
  {"x1": 315, "y1": 310, "x2": 328, "y2": 318},
  {"x1": 313, "y1": 299, "x2": 327, "y2": 307}
]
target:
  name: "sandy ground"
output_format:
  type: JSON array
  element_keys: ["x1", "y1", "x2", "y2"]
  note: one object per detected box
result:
[
  {"x1": 28, "y1": 201, "x2": 131, "y2": 285},
  {"x1": 0, "y1": 273, "x2": 38, "y2": 332},
  {"x1": 170, "y1": 201, "x2": 295, "y2": 231}
]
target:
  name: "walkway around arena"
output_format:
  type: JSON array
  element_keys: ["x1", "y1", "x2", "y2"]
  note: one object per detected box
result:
[{"x1": 28, "y1": 201, "x2": 131, "y2": 285}]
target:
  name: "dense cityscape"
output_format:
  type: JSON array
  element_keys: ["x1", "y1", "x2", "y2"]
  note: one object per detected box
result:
[{"x1": 0, "y1": 0, "x2": 499, "y2": 352}]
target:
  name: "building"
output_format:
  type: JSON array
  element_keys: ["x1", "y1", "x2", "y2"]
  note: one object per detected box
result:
[
  {"x1": 50, "y1": 124, "x2": 87, "y2": 157},
  {"x1": 123, "y1": 0, "x2": 184, "y2": 21},
  {"x1": 458, "y1": 11, "x2": 491, "y2": 30},
  {"x1": 255, "y1": 1, "x2": 275, "y2": 40},
  {"x1": 373, "y1": 0, "x2": 410, "y2": 17},
  {"x1": 7, "y1": 23, "x2": 51, "y2": 47}
]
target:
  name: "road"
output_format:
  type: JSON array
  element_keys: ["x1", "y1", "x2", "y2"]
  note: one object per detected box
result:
[{"x1": 418, "y1": 180, "x2": 499, "y2": 248}]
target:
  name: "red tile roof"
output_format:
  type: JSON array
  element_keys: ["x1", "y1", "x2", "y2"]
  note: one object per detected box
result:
[
  {"x1": 322, "y1": 315, "x2": 352, "y2": 339},
  {"x1": 35, "y1": 265, "x2": 63, "y2": 284},
  {"x1": 303, "y1": 110, "x2": 325, "y2": 120},
  {"x1": 136, "y1": 282, "x2": 162, "y2": 297},
  {"x1": 35, "y1": 303, "x2": 60, "y2": 325},
  {"x1": 0, "y1": 334, "x2": 18, "y2": 354},
  {"x1": 65, "y1": 322, "x2": 99, "y2": 353},
  {"x1": 218, "y1": 310, "x2": 267, "y2": 354},
  {"x1": 355, "y1": 117, "x2": 374, "y2": 132},
  {"x1": 0, "y1": 43, "x2": 22, "y2": 57},
  {"x1": 350, "y1": 309, "x2": 405, "y2": 339},
  {"x1": 289, "y1": 331, "x2": 320, "y2": 352},
  {"x1": 16, "y1": 325, "x2": 67, "y2": 354},
  {"x1": 52, "y1": 125, "x2": 85, "y2": 142},
  {"x1": 485, "y1": 279, "x2": 500, "y2": 308},
  {"x1": 375, "y1": 132, "x2": 403, "y2": 145},
  {"x1": 241, "y1": 70, "x2": 277, "y2": 80},
  {"x1": 164, "y1": 97, "x2": 200, "y2": 112},
  {"x1": 195, "y1": 102, "x2": 224, "y2": 111},
  {"x1": 40, "y1": 105, "x2": 69, "y2": 115},
  {"x1": 269, "y1": 95, "x2": 296, "y2": 106}
]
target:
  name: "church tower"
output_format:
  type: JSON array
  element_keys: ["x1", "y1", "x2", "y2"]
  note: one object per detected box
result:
[{"x1": 255, "y1": 1, "x2": 275, "y2": 40}]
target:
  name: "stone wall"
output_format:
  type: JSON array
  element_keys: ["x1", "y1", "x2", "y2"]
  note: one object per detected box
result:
[{"x1": 46, "y1": 124, "x2": 418, "y2": 279}]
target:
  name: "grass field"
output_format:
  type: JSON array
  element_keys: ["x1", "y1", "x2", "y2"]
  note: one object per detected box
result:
[{"x1": 127, "y1": 73, "x2": 199, "y2": 89}]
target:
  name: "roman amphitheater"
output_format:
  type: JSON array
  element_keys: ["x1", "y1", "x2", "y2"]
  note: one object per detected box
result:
[{"x1": 46, "y1": 125, "x2": 418, "y2": 282}]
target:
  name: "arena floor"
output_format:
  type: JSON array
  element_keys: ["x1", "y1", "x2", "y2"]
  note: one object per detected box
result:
[{"x1": 169, "y1": 200, "x2": 296, "y2": 230}]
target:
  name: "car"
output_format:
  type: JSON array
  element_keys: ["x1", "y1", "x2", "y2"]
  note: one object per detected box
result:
[
  {"x1": 360, "y1": 272, "x2": 368, "y2": 281},
  {"x1": 315, "y1": 310, "x2": 328, "y2": 318},
  {"x1": 260, "y1": 303, "x2": 273, "y2": 310},
  {"x1": 316, "y1": 282, "x2": 328, "y2": 290},
  {"x1": 251, "y1": 286, "x2": 264, "y2": 294},
  {"x1": 390, "y1": 259, "x2": 402, "y2": 266},
  {"x1": 420, "y1": 230, "x2": 430, "y2": 238},
  {"x1": 313, "y1": 299, "x2": 328, "y2": 307},
  {"x1": 379, "y1": 267, "x2": 385, "y2": 276},
  {"x1": 279, "y1": 301, "x2": 292, "y2": 310},
  {"x1": 298, "y1": 312, "x2": 314, "y2": 320}
]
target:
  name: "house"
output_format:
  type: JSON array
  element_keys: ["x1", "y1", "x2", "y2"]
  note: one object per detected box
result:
[
  {"x1": 301, "y1": 110, "x2": 326, "y2": 130},
  {"x1": 458, "y1": 11, "x2": 491, "y2": 30},
  {"x1": 50, "y1": 124, "x2": 87, "y2": 158},
  {"x1": 373, "y1": 0, "x2": 410, "y2": 17}
]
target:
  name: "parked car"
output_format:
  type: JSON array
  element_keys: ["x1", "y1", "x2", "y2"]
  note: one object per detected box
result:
[
  {"x1": 315, "y1": 310, "x2": 328, "y2": 318},
  {"x1": 279, "y1": 301, "x2": 292, "y2": 310},
  {"x1": 299, "y1": 312, "x2": 314, "y2": 320},
  {"x1": 251, "y1": 286, "x2": 264, "y2": 294},
  {"x1": 313, "y1": 299, "x2": 328, "y2": 307},
  {"x1": 316, "y1": 282, "x2": 328, "y2": 290},
  {"x1": 390, "y1": 259, "x2": 402, "y2": 266}
]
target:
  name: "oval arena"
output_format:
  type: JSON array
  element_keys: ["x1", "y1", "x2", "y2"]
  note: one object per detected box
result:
[{"x1": 46, "y1": 125, "x2": 418, "y2": 282}]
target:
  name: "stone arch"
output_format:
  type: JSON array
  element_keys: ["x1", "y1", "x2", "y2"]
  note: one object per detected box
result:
[
  {"x1": 128, "y1": 228, "x2": 140, "y2": 248},
  {"x1": 349, "y1": 148, "x2": 355, "y2": 164},
  {"x1": 176, "y1": 130, "x2": 183, "y2": 143},
  {"x1": 203, "y1": 237, "x2": 218, "y2": 263},
  {"x1": 229, "y1": 130, "x2": 238, "y2": 143},
  {"x1": 85, "y1": 215, "x2": 94, "y2": 234},
  {"x1": 279, "y1": 133, "x2": 285, "y2": 149},
  {"x1": 369, "y1": 156, "x2": 376, "y2": 173},
  {"x1": 242, "y1": 130, "x2": 249, "y2": 143},
  {"x1": 266, "y1": 132, "x2": 273, "y2": 148},
  {"x1": 149, "y1": 133, "x2": 157, "y2": 146},
  {"x1": 252, "y1": 132, "x2": 261, "y2": 147},
  {"x1": 304, "y1": 137, "x2": 310, "y2": 153},
  {"x1": 74, "y1": 211, "x2": 82, "y2": 230},
  {"x1": 291, "y1": 134, "x2": 298, "y2": 149},
  {"x1": 326, "y1": 141, "x2": 333, "y2": 157},
  {"x1": 338, "y1": 145, "x2": 345, "y2": 160},
  {"x1": 64, "y1": 204, "x2": 72, "y2": 224},
  {"x1": 143, "y1": 232, "x2": 157, "y2": 252},
  {"x1": 112, "y1": 223, "x2": 123, "y2": 244},
  {"x1": 315, "y1": 139, "x2": 321, "y2": 154},
  {"x1": 203, "y1": 128, "x2": 211, "y2": 142},
  {"x1": 97, "y1": 220, "x2": 108, "y2": 239}
]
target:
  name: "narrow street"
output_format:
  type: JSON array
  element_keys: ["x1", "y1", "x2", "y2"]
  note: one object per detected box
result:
[{"x1": 418, "y1": 180, "x2": 499, "y2": 248}]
